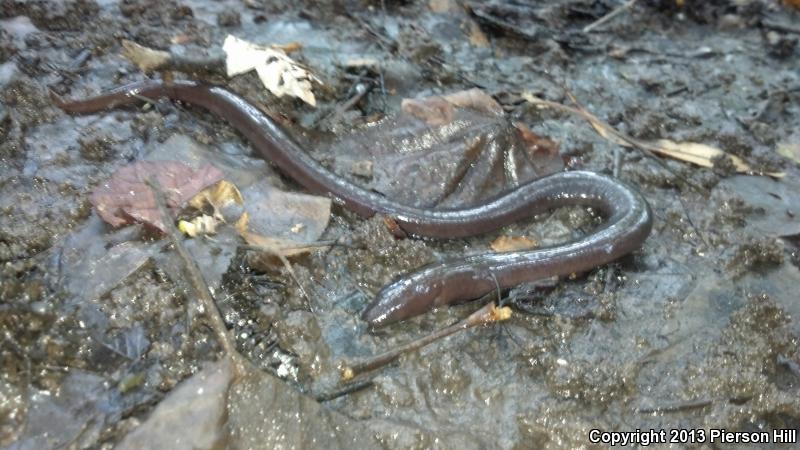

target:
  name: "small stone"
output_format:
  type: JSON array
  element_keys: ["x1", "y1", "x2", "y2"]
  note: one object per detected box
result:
[
  {"x1": 217, "y1": 10, "x2": 241, "y2": 28},
  {"x1": 350, "y1": 160, "x2": 373, "y2": 178}
]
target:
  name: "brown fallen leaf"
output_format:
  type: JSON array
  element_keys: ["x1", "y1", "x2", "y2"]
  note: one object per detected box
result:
[
  {"x1": 91, "y1": 161, "x2": 224, "y2": 232},
  {"x1": 490, "y1": 235, "x2": 538, "y2": 252}
]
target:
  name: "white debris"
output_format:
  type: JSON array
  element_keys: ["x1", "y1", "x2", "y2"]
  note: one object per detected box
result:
[{"x1": 222, "y1": 35, "x2": 322, "y2": 106}]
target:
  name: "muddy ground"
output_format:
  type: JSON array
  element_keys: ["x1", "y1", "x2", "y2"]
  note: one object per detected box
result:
[{"x1": 2, "y1": 0, "x2": 800, "y2": 449}]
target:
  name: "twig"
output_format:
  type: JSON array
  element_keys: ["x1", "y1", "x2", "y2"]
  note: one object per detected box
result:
[
  {"x1": 340, "y1": 302, "x2": 511, "y2": 381},
  {"x1": 522, "y1": 93, "x2": 707, "y2": 191},
  {"x1": 238, "y1": 240, "x2": 346, "y2": 252},
  {"x1": 635, "y1": 398, "x2": 712, "y2": 414},
  {"x1": 145, "y1": 178, "x2": 247, "y2": 374},
  {"x1": 613, "y1": 146, "x2": 623, "y2": 178},
  {"x1": 314, "y1": 378, "x2": 374, "y2": 402},
  {"x1": 583, "y1": 0, "x2": 638, "y2": 33}
]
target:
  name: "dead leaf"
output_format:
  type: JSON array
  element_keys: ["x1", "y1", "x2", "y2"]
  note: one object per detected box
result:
[
  {"x1": 231, "y1": 181, "x2": 331, "y2": 269},
  {"x1": 91, "y1": 161, "x2": 224, "y2": 232},
  {"x1": 188, "y1": 180, "x2": 244, "y2": 220},
  {"x1": 401, "y1": 88, "x2": 504, "y2": 126},
  {"x1": 344, "y1": 58, "x2": 380, "y2": 69},
  {"x1": 223, "y1": 35, "x2": 322, "y2": 106},
  {"x1": 116, "y1": 360, "x2": 231, "y2": 450},
  {"x1": 490, "y1": 235, "x2": 538, "y2": 252},
  {"x1": 235, "y1": 212, "x2": 320, "y2": 258},
  {"x1": 466, "y1": 19, "x2": 490, "y2": 47},
  {"x1": 429, "y1": 0, "x2": 457, "y2": 12},
  {"x1": 651, "y1": 139, "x2": 784, "y2": 178}
]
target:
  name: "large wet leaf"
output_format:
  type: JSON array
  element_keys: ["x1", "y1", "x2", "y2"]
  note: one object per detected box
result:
[
  {"x1": 116, "y1": 359, "x2": 381, "y2": 450},
  {"x1": 327, "y1": 89, "x2": 563, "y2": 209}
]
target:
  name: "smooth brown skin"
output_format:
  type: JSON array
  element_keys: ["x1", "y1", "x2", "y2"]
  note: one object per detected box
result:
[{"x1": 52, "y1": 80, "x2": 653, "y2": 327}]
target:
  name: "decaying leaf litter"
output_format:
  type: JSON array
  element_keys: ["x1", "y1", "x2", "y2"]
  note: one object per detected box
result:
[{"x1": 2, "y1": 0, "x2": 800, "y2": 448}]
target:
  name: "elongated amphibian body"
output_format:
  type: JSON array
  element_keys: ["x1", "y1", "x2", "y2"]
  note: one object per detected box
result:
[{"x1": 52, "y1": 81, "x2": 653, "y2": 327}]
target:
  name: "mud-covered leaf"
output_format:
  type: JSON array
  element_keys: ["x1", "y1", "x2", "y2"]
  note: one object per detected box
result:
[
  {"x1": 91, "y1": 161, "x2": 224, "y2": 232},
  {"x1": 117, "y1": 359, "x2": 381, "y2": 449},
  {"x1": 227, "y1": 362, "x2": 380, "y2": 449},
  {"x1": 116, "y1": 360, "x2": 231, "y2": 450},
  {"x1": 234, "y1": 181, "x2": 331, "y2": 263},
  {"x1": 328, "y1": 89, "x2": 563, "y2": 209},
  {"x1": 11, "y1": 371, "x2": 122, "y2": 450}
]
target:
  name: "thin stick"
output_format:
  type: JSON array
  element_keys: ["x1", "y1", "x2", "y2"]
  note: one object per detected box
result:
[
  {"x1": 613, "y1": 146, "x2": 623, "y2": 178},
  {"x1": 145, "y1": 178, "x2": 246, "y2": 373},
  {"x1": 523, "y1": 94, "x2": 706, "y2": 191},
  {"x1": 583, "y1": 0, "x2": 638, "y2": 33},
  {"x1": 340, "y1": 302, "x2": 511, "y2": 381},
  {"x1": 315, "y1": 378, "x2": 374, "y2": 402},
  {"x1": 635, "y1": 398, "x2": 712, "y2": 414}
]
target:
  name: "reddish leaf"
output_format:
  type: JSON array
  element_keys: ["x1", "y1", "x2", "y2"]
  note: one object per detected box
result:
[{"x1": 91, "y1": 161, "x2": 224, "y2": 232}]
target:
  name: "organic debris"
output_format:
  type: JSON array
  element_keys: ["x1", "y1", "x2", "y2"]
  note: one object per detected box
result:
[
  {"x1": 328, "y1": 88, "x2": 563, "y2": 209},
  {"x1": 490, "y1": 235, "x2": 538, "y2": 252},
  {"x1": 521, "y1": 91, "x2": 785, "y2": 178},
  {"x1": 223, "y1": 35, "x2": 322, "y2": 106},
  {"x1": 341, "y1": 302, "x2": 512, "y2": 381},
  {"x1": 179, "y1": 180, "x2": 244, "y2": 237},
  {"x1": 234, "y1": 181, "x2": 332, "y2": 264},
  {"x1": 121, "y1": 40, "x2": 171, "y2": 72},
  {"x1": 90, "y1": 161, "x2": 224, "y2": 232}
]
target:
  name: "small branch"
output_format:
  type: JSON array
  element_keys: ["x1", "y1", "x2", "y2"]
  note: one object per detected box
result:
[
  {"x1": 340, "y1": 302, "x2": 511, "y2": 381},
  {"x1": 146, "y1": 178, "x2": 247, "y2": 374},
  {"x1": 583, "y1": 0, "x2": 638, "y2": 33},
  {"x1": 314, "y1": 378, "x2": 374, "y2": 402},
  {"x1": 635, "y1": 398, "x2": 712, "y2": 414},
  {"x1": 522, "y1": 92, "x2": 707, "y2": 191}
]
